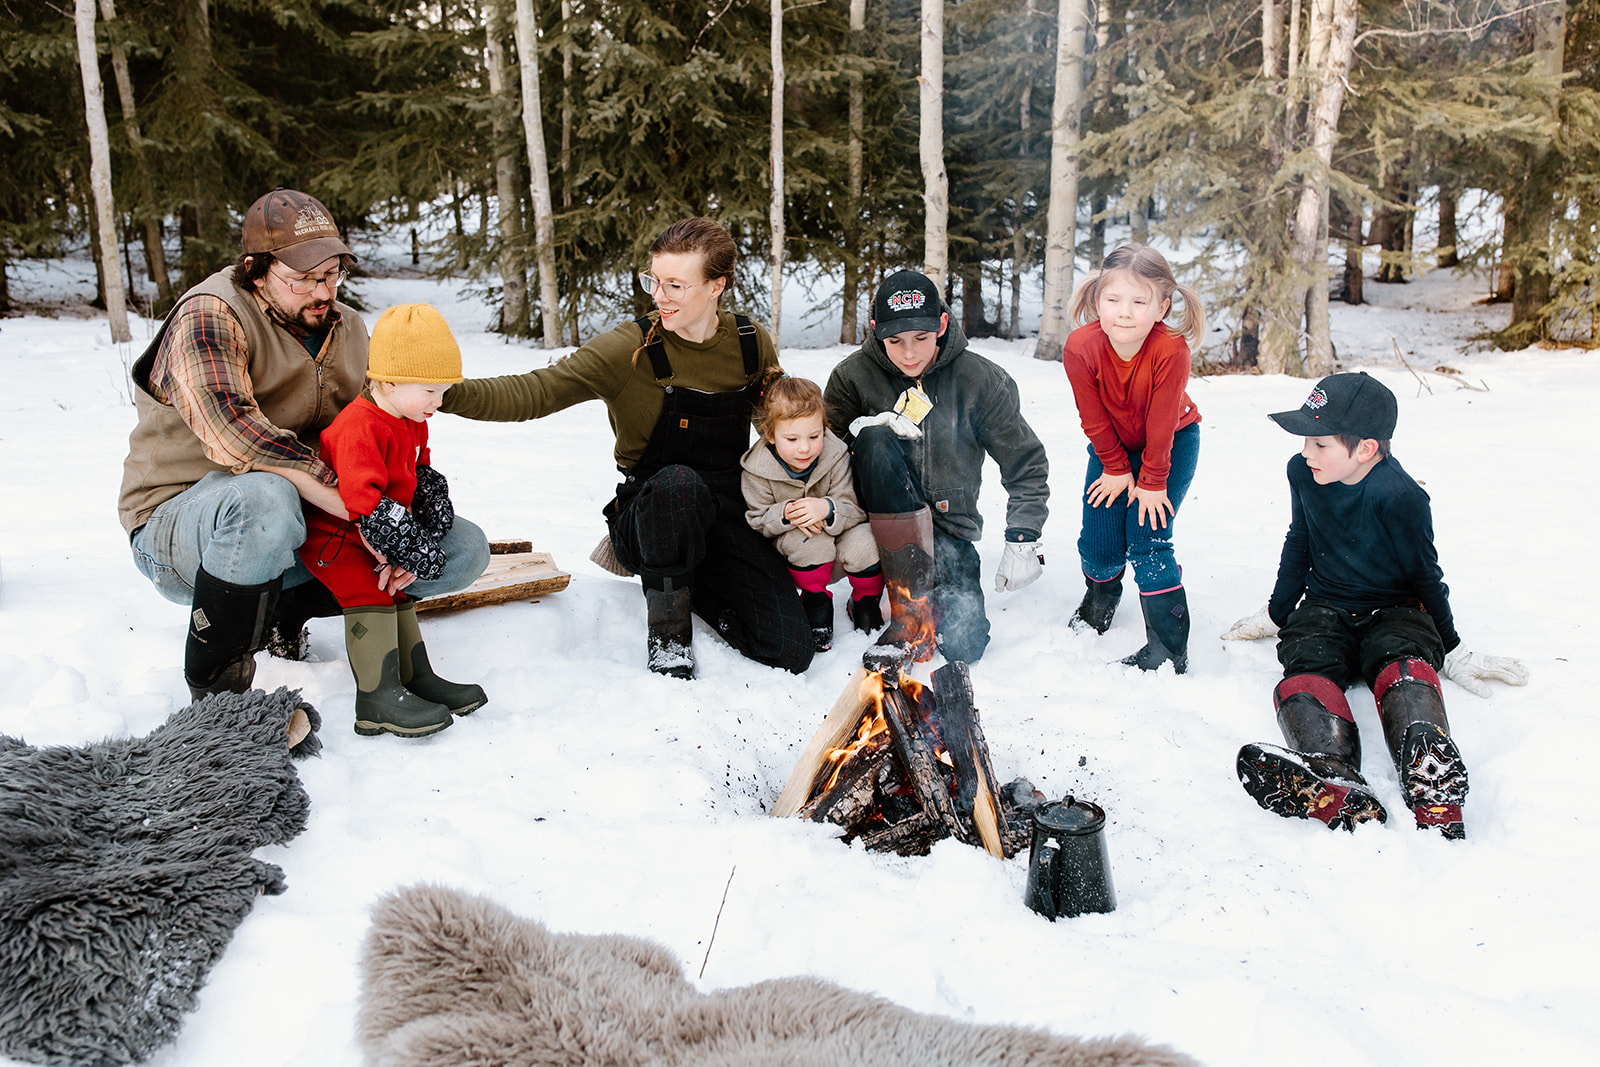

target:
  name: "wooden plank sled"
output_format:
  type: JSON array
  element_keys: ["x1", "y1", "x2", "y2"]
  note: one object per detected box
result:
[{"x1": 415, "y1": 540, "x2": 571, "y2": 614}]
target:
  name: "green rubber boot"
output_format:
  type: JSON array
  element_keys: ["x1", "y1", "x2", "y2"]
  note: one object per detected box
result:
[
  {"x1": 396, "y1": 599, "x2": 487, "y2": 715},
  {"x1": 344, "y1": 605, "x2": 454, "y2": 738}
]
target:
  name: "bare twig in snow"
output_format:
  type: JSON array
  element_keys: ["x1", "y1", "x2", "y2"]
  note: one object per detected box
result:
[{"x1": 699, "y1": 865, "x2": 736, "y2": 979}]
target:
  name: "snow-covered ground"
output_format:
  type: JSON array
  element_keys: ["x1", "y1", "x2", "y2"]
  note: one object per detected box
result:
[{"x1": 1, "y1": 239, "x2": 1595, "y2": 1067}]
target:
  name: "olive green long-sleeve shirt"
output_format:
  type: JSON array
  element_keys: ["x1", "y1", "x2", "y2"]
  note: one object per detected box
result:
[{"x1": 441, "y1": 310, "x2": 779, "y2": 470}]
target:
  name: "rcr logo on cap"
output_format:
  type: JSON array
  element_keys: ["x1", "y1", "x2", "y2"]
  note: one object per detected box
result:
[
  {"x1": 886, "y1": 289, "x2": 927, "y2": 312},
  {"x1": 1304, "y1": 387, "x2": 1328, "y2": 410}
]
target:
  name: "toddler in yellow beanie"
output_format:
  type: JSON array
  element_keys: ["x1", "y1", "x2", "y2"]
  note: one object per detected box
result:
[{"x1": 297, "y1": 303, "x2": 488, "y2": 739}]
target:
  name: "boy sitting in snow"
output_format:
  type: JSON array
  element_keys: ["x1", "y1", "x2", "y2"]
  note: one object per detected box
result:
[{"x1": 1228, "y1": 372, "x2": 1527, "y2": 839}]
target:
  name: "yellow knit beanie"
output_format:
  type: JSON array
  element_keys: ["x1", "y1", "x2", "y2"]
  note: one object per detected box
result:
[{"x1": 367, "y1": 303, "x2": 464, "y2": 384}]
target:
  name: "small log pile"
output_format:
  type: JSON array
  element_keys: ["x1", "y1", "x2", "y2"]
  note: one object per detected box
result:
[{"x1": 772, "y1": 662, "x2": 1038, "y2": 858}]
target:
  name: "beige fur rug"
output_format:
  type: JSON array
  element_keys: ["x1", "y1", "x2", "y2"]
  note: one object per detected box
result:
[{"x1": 358, "y1": 884, "x2": 1197, "y2": 1067}]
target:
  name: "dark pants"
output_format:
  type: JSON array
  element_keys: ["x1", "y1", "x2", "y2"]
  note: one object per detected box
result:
[
  {"x1": 851, "y1": 426, "x2": 990, "y2": 663},
  {"x1": 1078, "y1": 423, "x2": 1199, "y2": 592},
  {"x1": 609, "y1": 464, "x2": 813, "y2": 674},
  {"x1": 1277, "y1": 600, "x2": 1445, "y2": 692}
]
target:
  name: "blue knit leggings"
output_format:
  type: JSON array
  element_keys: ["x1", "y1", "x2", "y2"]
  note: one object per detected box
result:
[{"x1": 1077, "y1": 424, "x2": 1199, "y2": 593}]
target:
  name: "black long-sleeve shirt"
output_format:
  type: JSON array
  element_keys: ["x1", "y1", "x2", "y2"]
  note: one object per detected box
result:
[{"x1": 1268, "y1": 454, "x2": 1459, "y2": 651}]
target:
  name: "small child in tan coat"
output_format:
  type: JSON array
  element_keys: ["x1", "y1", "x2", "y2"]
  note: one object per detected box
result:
[{"x1": 741, "y1": 376, "x2": 881, "y2": 651}]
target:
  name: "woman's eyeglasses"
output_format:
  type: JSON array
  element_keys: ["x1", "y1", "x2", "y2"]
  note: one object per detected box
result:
[
  {"x1": 639, "y1": 272, "x2": 703, "y2": 296},
  {"x1": 273, "y1": 267, "x2": 348, "y2": 295}
]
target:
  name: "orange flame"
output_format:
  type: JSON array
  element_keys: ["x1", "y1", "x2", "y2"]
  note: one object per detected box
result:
[{"x1": 887, "y1": 578, "x2": 938, "y2": 663}]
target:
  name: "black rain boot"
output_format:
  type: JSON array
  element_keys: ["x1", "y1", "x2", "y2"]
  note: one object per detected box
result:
[
  {"x1": 644, "y1": 578, "x2": 695, "y2": 679},
  {"x1": 1120, "y1": 586, "x2": 1190, "y2": 674},
  {"x1": 344, "y1": 605, "x2": 454, "y2": 737},
  {"x1": 1070, "y1": 570, "x2": 1124, "y2": 635},
  {"x1": 1237, "y1": 674, "x2": 1388, "y2": 832},
  {"x1": 800, "y1": 590, "x2": 834, "y2": 652},
  {"x1": 863, "y1": 508, "x2": 937, "y2": 674},
  {"x1": 395, "y1": 598, "x2": 487, "y2": 715},
  {"x1": 184, "y1": 566, "x2": 281, "y2": 701},
  {"x1": 1376, "y1": 658, "x2": 1468, "y2": 840},
  {"x1": 265, "y1": 579, "x2": 343, "y2": 661}
]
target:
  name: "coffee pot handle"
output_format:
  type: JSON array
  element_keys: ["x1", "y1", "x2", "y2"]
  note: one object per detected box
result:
[{"x1": 1036, "y1": 839, "x2": 1059, "y2": 919}]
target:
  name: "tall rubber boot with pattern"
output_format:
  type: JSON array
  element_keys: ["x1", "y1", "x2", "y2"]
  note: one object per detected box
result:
[
  {"x1": 863, "y1": 508, "x2": 937, "y2": 674},
  {"x1": 1238, "y1": 674, "x2": 1388, "y2": 832},
  {"x1": 644, "y1": 578, "x2": 695, "y2": 679},
  {"x1": 395, "y1": 598, "x2": 487, "y2": 715},
  {"x1": 1120, "y1": 586, "x2": 1190, "y2": 674},
  {"x1": 1376, "y1": 658, "x2": 1468, "y2": 839},
  {"x1": 185, "y1": 566, "x2": 281, "y2": 701},
  {"x1": 1070, "y1": 570, "x2": 1124, "y2": 635},
  {"x1": 344, "y1": 605, "x2": 454, "y2": 737}
]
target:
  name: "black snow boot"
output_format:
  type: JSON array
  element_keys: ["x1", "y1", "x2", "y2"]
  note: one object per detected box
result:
[
  {"x1": 800, "y1": 591, "x2": 834, "y2": 652},
  {"x1": 395, "y1": 598, "x2": 487, "y2": 715},
  {"x1": 863, "y1": 508, "x2": 937, "y2": 674},
  {"x1": 1070, "y1": 570, "x2": 1124, "y2": 635},
  {"x1": 1237, "y1": 674, "x2": 1388, "y2": 832},
  {"x1": 184, "y1": 566, "x2": 281, "y2": 702},
  {"x1": 1376, "y1": 658, "x2": 1468, "y2": 840},
  {"x1": 344, "y1": 605, "x2": 454, "y2": 738},
  {"x1": 265, "y1": 578, "x2": 343, "y2": 661},
  {"x1": 1120, "y1": 586, "x2": 1190, "y2": 674},
  {"x1": 644, "y1": 579, "x2": 695, "y2": 679}
]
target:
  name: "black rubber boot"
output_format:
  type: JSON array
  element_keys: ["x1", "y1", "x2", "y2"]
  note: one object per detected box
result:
[
  {"x1": 344, "y1": 605, "x2": 454, "y2": 738},
  {"x1": 1376, "y1": 658, "x2": 1467, "y2": 839},
  {"x1": 1070, "y1": 570, "x2": 1124, "y2": 634},
  {"x1": 1120, "y1": 586, "x2": 1190, "y2": 674},
  {"x1": 1237, "y1": 674, "x2": 1388, "y2": 832},
  {"x1": 265, "y1": 579, "x2": 343, "y2": 661},
  {"x1": 184, "y1": 566, "x2": 281, "y2": 701},
  {"x1": 800, "y1": 590, "x2": 834, "y2": 652},
  {"x1": 863, "y1": 508, "x2": 937, "y2": 674},
  {"x1": 644, "y1": 579, "x2": 695, "y2": 679},
  {"x1": 395, "y1": 598, "x2": 487, "y2": 715},
  {"x1": 847, "y1": 594, "x2": 884, "y2": 632}
]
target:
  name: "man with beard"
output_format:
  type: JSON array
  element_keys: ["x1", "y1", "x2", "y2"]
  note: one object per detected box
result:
[{"x1": 118, "y1": 189, "x2": 488, "y2": 702}]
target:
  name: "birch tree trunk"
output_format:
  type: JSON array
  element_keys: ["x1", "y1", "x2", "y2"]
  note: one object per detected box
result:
[
  {"x1": 98, "y1": 0, "x2": 170, "y2": 309},
  {"x1": 1262, "y1": 0, "x2": 1280, "y2": 79},
  {"x1": 1264, "y1": 0, "x2": 1356, "y2": 376},
  {"x1": 841, "y1": 0, "x2": 865, "y2": 344},
  {"x1": 485, "y1": 0, "x2": 528, "y2": 334},
  {"x1": 769, "y1": 0, "x2": 784, "y2": 347},
  {"x1": 1033, "y1": 0, "x2": 1087, "y2": 361},
  {"x1": 74, "y1": 0, "x2": 130, "y2": 343},
  {"x1": 919, "y1": 0, "x2": 947, "y2": 288},
  {"x1": 513, "y1": 0, "x2": 561, "y2": 349}
]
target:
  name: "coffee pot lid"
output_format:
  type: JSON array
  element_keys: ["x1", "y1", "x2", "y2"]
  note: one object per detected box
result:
[{"x1": 1034, "y1": 795, "x2": 1105, "y2": 834}]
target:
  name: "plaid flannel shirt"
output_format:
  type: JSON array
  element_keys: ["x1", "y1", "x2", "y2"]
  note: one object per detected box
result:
[{"x1": 147, "y1": 294, "x2": 338, "y2": 487}]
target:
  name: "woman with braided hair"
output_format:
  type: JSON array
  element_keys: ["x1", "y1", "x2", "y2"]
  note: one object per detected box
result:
[{"x1": 441, "y1": 218, "x2": 811, "y2": 678}]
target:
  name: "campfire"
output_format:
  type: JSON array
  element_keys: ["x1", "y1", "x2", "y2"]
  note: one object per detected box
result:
[{"x1": 772, "y1": 661, "x2": 1039, "y2": 858}]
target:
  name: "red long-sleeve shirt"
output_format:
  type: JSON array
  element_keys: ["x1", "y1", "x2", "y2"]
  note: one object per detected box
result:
[{"x1": 1062, "y1": 321, "x2": 1200, "y2": 492}]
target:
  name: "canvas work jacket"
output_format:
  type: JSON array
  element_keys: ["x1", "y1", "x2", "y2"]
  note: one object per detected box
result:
[
  {"x1": 117, "y1": 268, "x2": 368, "y2": 533},
  {"x1": 739, "y1": 430, "x2": 867, "y2": 540},
  {"x1": 823, "y1": 316, "x2": 1049, "y2": 543}
]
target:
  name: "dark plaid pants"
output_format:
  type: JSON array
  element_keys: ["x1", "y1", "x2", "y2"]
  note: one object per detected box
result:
[
  {"x1": 610, "y1": 464, "x2": 813, "y2": 674},
  {"x1": 1277, "y1": 600, "x2": 1445, "y2": 691}
]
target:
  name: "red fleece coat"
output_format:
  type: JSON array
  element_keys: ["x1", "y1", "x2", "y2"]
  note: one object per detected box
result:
[
  {"x1": 1062, "y1": 321, "x2": 1200, "y2": 492},
  {"x1": 298, "y1": 395, "x2": 432, "y2": 607}
]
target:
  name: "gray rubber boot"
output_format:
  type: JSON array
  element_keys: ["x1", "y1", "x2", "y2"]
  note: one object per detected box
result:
[
  {"x1": 1120, "y1": 586, "x2": 1190, "y2": 674},
  {"x1": 344, "y1": 605, "x2": 453, "y2": 738},
  {"x1": 395, "y1": 599, "x2": 487, "y2": 715},
  {"x1": 862, "y1": 508, "x2": 937, "y2": 674},
  {"x1": 644, "y1": 580, "x2": 695, "y2": 679}
]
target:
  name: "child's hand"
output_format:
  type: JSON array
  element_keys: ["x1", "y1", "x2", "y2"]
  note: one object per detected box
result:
[
  {"x1": 1086, "y1": 471, "x2": 1134, "y2": 509},
  {"x1": 1130, "y1": 485, "x2": 1174, "y2": 529},
  {"x1": 784, "y1": 497, "x2": 829, "y2": 535}
]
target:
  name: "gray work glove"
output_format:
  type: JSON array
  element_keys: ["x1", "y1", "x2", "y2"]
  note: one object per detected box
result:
[
  {"x1": 994, "y1": 541, "x2": 1044, "y2": 592},
  {"x1": 849, "y1": 411, "x2": 922, "y2": 441},
  {"x1": 1221, "y1": 605, "x2": 1279, "y2": 641}
]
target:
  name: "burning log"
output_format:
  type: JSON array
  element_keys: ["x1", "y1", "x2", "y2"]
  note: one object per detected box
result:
[{"x1": 774, "y1": 661, "x2": 1022, "y2": 858}]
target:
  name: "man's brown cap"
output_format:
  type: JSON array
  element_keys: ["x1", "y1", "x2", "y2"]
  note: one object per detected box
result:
[{"x1": 242, "y1": 189, "x2": 355, "y2": 271}]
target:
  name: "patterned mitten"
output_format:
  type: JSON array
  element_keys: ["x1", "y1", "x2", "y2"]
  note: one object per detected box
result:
[
  {"x1": 412, "y1": 464, "x2": 455, "y2": 538},
  {"x1": 358, "y1": 497, "x2": 447, "y2": 580}
]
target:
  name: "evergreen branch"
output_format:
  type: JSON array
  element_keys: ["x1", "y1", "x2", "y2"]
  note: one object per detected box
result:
[{"x1": 1353, "y1": 2, "x2": 1563, "y2": 49}]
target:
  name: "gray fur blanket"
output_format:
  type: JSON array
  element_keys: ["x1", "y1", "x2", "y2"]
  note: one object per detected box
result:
[
  {"x1": 0, "y1": 687, "x2": 320, "y2": 1067},
  {"x1": 359, "y1": 885, "x2": 1197, "y2": 1067}
]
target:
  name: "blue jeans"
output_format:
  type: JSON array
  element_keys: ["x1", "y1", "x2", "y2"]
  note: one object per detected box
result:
[
  {"x1": 131, "y1": 470, "x2": 489, "y2": 604},
  {"x1": 1077, "y1": 424, "x2": 1199, "y2": 593}
]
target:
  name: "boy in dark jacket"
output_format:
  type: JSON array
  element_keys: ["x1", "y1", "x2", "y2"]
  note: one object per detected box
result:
[
  {"x1": 1231, "y1": 373, "x2": 1527, "y2": 839},
  {"x1": 823, "y1": 270, "x2": 1049, "y2": 668}
]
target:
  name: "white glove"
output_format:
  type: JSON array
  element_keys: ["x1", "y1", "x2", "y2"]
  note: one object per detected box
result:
[
  {"x1": 849, "y1": 411, "x2": 923, "y2": 441},
  {"x1": 1221, "y1": 605, "x2": 1279, "y2": 641},
  {"x1": 994, "y1": 541, "x2": 1044, "y2": 592},
  {"x1": 1442, "y1": 648, "x2": 1530, "y2": 698}
]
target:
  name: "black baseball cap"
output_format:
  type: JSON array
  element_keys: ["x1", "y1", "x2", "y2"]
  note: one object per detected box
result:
[
  {"x1": 872, "y1": 269, "x2": 944, "y2": 339},
  {"x1": 1269, "y1": 372, "x2": 1398, "y2": 440}
]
